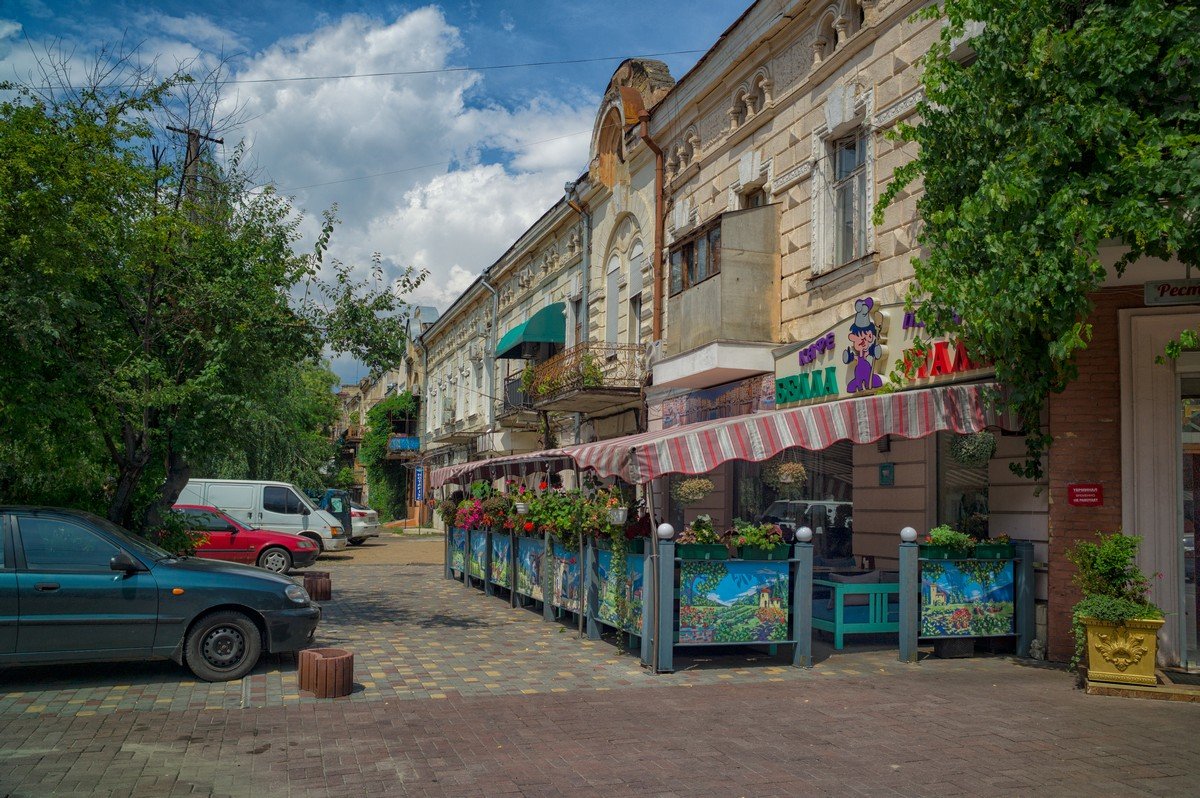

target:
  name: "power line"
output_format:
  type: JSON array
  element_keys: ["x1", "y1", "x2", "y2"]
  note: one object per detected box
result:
[{"x1": 1, "y1": 49, "x2": 707, "y2": 92}]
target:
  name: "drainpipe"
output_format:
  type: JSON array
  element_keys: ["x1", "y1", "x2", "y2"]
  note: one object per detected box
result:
[
  {"x1": 638, "y1": 108, "x2": 665, "y2": 342},
  {"x1": 479, "y1": 272, "x2": 499, "y2": 430},
  {"x1": 564, "y1": 181, "x2": 592, "y2": 339}
]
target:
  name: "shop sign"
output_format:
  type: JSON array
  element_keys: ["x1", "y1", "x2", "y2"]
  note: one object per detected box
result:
[
  {"x1": 1145, "y1": 279, "x2": 1200, "y2": 306},
  {"x1": 1067, "y1": 483, "x2": 1103, "y2": 507},
  {"x1": 878, "y1": 463, "x2": 895, "y2": 486},
  {"x1": 774, "y1": 297, "x2": 991, "y2": 408},
  {"x1": 414, "y1": 466, "x2": 425, "y2": 502}
]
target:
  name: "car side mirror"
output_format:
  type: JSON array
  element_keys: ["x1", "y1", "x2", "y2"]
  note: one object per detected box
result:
[
  {"x1": 110, "y1": 551, "x2": 146, "y2": 574},
  {"x1": 301, "y1": 507, "x2": 311, "y2": 516},
  {"x1": 224, "y1": 523, "x2": 238, "y2": 533}
]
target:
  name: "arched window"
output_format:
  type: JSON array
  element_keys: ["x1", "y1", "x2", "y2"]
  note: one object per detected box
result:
[
  {"x1": 627, "y1": 242, "x2": 644, "y2": 346},
  {"x1": 596, "y1": 106, "x2": 625, "y2": 188},
  {"x1": 605, "y1": 253, "x2": 622, "y2": 345}
]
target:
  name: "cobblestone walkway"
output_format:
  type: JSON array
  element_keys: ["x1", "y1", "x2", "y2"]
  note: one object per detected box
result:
[{"x1": 1, "y1": 536, "x2": 1197, "y2": 796}]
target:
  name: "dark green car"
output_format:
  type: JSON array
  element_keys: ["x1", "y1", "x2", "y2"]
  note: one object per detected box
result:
[{"x1": 0, "y1": 507, "x2": 321, "y2": 681}]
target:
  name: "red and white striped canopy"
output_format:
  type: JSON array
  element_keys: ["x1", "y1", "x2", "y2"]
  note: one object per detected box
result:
[{"x1": 430, "y1": 382, "x2": 1016, "y2": 488}]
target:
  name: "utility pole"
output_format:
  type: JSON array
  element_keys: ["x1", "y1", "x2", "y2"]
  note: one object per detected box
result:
[{"x1": 166, "y1": 125, "x2": 224, "y2": 201}]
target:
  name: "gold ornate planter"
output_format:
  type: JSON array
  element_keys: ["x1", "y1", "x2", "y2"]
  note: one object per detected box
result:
[{"x1": 1082, "y1": 616, "x2": 1165, "y2": 686}]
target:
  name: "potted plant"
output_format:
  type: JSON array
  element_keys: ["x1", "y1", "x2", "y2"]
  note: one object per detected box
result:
[
  {"x1": 974, "y1": 533, "x2": 1015, "y2": 560},
  {"x1": 1067, "y1": 532, "x2": 1164, "y2": 686},
  {"x1": 734, "y1": 520, "x2": 790, "y2": 560},
  {"x1": 949, "y1": 431, "x2": 997, "y2": 468},
  {"x1": 763, "y1": 460, "x2": 808, "y2": 498},
  {"x1": 921, "y1": 525, "x2": 974, "y2": 560},
  {"x1": 676, "y1": 514, "x2": 728, "y2": 560},
  {"x1": 672, "y1": 477, "x2": 714, "y2": 506},
  {"x1": 437, "y1": 498, "x2": 460, "y2": 529}
]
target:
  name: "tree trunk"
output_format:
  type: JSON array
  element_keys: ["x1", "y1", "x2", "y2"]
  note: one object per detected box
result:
[
  {"x1": 143, "y1": 442, "x2": 191, "y2": 531},
  {"x1": 107, "y1": 423, "x2": 152, "y2": 528}
]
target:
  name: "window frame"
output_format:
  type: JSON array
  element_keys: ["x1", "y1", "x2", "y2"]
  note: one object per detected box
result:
[
  {"x1": 668, "y1": 219, "x2": 723, "y2": 297},
  {"x1": 263, "y1": 485, "x2": 304, "y2": 515},
  {"x1": 16, "y1": 515, "x2": 122, "y2": 572},
  {"x1": 830, "y1": 131, "x2": 868, "y2": 267}
]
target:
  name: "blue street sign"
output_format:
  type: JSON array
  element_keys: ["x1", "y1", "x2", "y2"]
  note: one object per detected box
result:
[{"x1": 414, "y1": 466, "x2": 425, "y2": 502}]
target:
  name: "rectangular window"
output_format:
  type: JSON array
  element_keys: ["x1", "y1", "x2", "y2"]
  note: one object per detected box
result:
[
  {"x1": 832, "y1": 133, "x2": 867, "y2": 266},
  {"x1": 668, "y1": 221, "x2": 722, "y2": 296},
  {"x1": 18, "y1": 517, "x2": 120, "y2": 571},
  {"x1": 628, "y1": 294, "x2": 642, "y2": 346},
  {"x1": 263, "y1": 486, "x2": 304, "y2": 515},
  {"x1": 937, "y1": 432, "x2": 990, "y2": 539},
  {"x1": 744, "y1": 188, "x2": 767, "y2": 208}
]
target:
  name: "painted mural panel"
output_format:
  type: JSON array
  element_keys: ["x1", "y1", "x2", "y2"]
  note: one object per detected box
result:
[
  {"x1": 516, "y1": 536, "x2": 545, "y2": 601},
  {"x1": 595, "y1": 547, "x2": 646, "y2": 634},
  {"x1": 920, "y1": 560, "x2": 1015, "y2": 638},
  {"x1": 489, "y1": 533, "x2": 512, "y2": 588},
  {"x1": 678, "y1": 560, "x2": 789, "y2": 644},
  {"x1": 551, "y1": 542, "x2": 581, "y2": 613},
  {"x1": 450, "y1": 528, "x2": 465, "y2": 573},
  {"x1": 468, "y1": 530, "x2": 487, "y2": 580}
]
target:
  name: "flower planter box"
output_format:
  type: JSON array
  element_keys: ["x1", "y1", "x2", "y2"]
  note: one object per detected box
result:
[
  {"x1": 920, "y1": 544, "x2": 962, "y2": 560},
  {"x1": 1081, "y1": 616, "x2": 1165, "y2": 686},
  {"x1": 973, "y1": 543, "x2": 1016, "y2": 560},
  {"x1": 676, "y1": 543, "x2": 729, "y2": 561},
  {"x1": 738, "y1": 544, "x2": 791, "y2": 561}
]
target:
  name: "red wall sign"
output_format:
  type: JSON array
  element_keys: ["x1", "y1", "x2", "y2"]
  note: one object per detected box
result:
[{"x1": 1067, "y1": 483, "x2": 1104, "y2": 507}]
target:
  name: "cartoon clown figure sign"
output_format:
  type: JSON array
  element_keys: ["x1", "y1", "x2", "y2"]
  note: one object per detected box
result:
[{"x1": 842, "y1": 297, "x2": 886, "y2": 393}]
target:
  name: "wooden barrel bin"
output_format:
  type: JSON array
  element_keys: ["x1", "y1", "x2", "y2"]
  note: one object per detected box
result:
[
  {"x1": 298, "y1": 648, "x2": 354, "y2": 698},
  {"x1": 303, "y1": 571, "x2": 331, "y2": 602}
]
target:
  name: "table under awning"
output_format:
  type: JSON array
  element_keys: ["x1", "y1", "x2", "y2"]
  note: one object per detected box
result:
[{"x1": 430, "y1": 382, "x2": 1017, "y2": 488}]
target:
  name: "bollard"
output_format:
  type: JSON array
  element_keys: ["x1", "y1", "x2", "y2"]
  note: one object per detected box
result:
[
  {"x1": 898, "y1": 530, "x2": 919, "y2": 663},
  {"x1": 655, "y1": 539, "x2": 675, "y2": 673},
  {"x1": 1015, "y1": 540, "x2": 1035, "y2": 658},
  {"x1": 792, "y1": 539, "x2": 814, "y2": 667}
]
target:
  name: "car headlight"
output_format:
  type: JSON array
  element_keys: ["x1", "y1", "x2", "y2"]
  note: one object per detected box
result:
[
  {"x1": 285, "y1": 584, "x2": 311, "y2": 605},
  {"x1": 297, "y1": 539, "x2": 317, "y2": 549},
  {"x1": 329, "y1": 525, "x2": 343, "y2": 537}
]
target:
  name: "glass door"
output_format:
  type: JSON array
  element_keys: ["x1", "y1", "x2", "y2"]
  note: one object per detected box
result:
[{"x1": 1180, "y1": 376, "x2": 1200, "y2": 667}]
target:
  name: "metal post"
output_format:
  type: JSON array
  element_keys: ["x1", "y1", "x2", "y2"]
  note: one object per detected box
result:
[
  {"x1": 444, "y1": 525, "x2": 452, "y2": 580},
  {"x1": 642, "y1": 479, "x2": 658, "y2": 667},
  {"x1": 510, "y1": 531, "x2": 519, "y2": 608},
  {"x1": 585, "y1": 538, "x2": 600, "y2": 640},
  {"x1": 898, "y1": 541, "x2": 919, "y2": 663},
  {"x1": 656, "y1": 538, "x2": 675, "y2": 673},
  {"x1": 577, "y1": 536, "x2": 585, "y2": 637},
  {"x1": 484, "y1": 530, "x2": 494, "y2": 597},
  {"x1": 792, "y1": 541, "x2": 814, "y2": 667},
  {"x1": 462, "y1": 528, "x2": 470, "y2": 586},
  {"x1": 1015, "y1": 540, "x2": 1035, "y2": 658},
  {"x1": 543, "y1": 531, "x2": 554, "y2": 622}
]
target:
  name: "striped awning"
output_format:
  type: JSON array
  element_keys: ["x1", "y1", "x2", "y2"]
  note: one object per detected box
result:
[{"x1": 429, "y1": 382, "x2": 1016, "y2": 488}]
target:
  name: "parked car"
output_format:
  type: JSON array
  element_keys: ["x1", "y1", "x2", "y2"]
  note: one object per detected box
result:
[
  {"x1": 176, "y1": 479, "x2": 347, "y2": 552},
  {"x1": 172, "y1": 504, "x2": 320, "y2": 573},
  {"x1": 349, "y1": 501, "x2": 381, "y2": 544},
  {"x1": 0, "y1": 507, "x2": 320, "y2": 681}
]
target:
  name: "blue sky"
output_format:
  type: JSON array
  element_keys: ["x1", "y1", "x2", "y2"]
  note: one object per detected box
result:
[{"x1": 3, "y1": 1, "x2": 750, "y2": 382}]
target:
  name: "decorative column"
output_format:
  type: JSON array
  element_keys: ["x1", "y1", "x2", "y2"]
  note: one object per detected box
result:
[{"x1": 792, "y1": 527, "x2": 815, "y2": 668}]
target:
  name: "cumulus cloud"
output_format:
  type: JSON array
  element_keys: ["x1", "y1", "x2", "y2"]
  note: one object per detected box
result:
[{"x1": 220, "y1": 7, "x2": 595, "y2": 317}]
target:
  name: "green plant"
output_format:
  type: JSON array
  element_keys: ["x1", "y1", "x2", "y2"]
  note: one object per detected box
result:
[
  {"x1": 1066, "y1": 532, "x2": 1163, "y2": 669},
  {"x1": 762, "y1": 460, "x2": 808, "y2": 494},
  {"x1": 680, "y1": 514, "x2": 720, "y2": 545},
  {"x1": 519, "y1": 364, "x2": 537, "y2": 396},
  {"x1": 949, "y1": 431, "x2": 997, "y2": 468},
  {"x1": 733, "y1": 519, "x2": 784, "y2": 550},
  {"x1": 924, "y1": 524, "x2": 974, "y2": 554},
  {"x1": 437, "y1": 498, "x2": 459, "y2": 528},
  {"x1": 580, "y1": 352, "x2": 604, "y2": 388},
  {"x1": 672, "y1": 477, "x2": 714, "y2": 505}
]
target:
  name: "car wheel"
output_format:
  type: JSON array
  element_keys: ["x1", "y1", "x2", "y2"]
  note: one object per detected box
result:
[
  {"x1": 348, "y1": 538, "x2": 365, "y2": 546},
  {"x1": 257, "y1": 546, "x2": 293, "y2": 573},
  {"x1": 184, "y1": 611, "x2": 262, "y2": 682}
]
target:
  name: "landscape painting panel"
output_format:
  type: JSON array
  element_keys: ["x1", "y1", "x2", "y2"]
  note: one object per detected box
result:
[
  {"x1": 490, "y1": 533, "x2": 512, "y2": 588},
  {"x1": 920, "y1": 560, "x2": 1015, "y2": 638},
  {"x1": 468, "y1": 530, "x2": 487, "y2": 580},
  {"x1": 551, "y1": 542, "x2": 581, "y2": 613},
  {"x1": 596, "y1": 547, "x2": 646, "y2": 634},
  {"x1": 450, "y1": 528, "x2": 465, "y2": 574},
  {"x1": 678, "y1": 560, "x2": 789, "y2": 644},
  {"x1": 516, "y1": 536, "x2": 545, "y2": 601}
]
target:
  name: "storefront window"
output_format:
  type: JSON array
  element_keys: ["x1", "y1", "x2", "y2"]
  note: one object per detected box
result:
[
  {"x1": 733, "y1": 441, "x2": 854, "y2": 563},
  {"x1": 937, "y1": 432, "x2": 990, "y2": 538}
]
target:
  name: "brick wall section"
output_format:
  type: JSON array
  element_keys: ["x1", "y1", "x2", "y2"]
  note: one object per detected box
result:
[{"x1": 1046, "y1": 289, "x2": 1144, "y2": 661}]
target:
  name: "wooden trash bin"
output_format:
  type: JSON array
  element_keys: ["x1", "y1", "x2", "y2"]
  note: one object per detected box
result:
[
  {"x1": 298, "y1": 648, "x2": 354, "y2": 698},
  {"x1": 303, "y1": 571, "x2": 331, "y2": 602}
]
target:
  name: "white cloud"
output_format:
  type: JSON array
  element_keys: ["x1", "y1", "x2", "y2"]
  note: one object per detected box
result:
[{"x1": 220, "y1": 7, "x2": 596, "y2": 318}]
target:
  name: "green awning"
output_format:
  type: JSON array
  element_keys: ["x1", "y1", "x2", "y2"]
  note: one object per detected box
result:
[{"x1": 495, "y1": 302, "x2": 566, "y2": 359}]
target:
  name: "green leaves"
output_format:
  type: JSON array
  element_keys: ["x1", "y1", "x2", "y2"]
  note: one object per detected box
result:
[{"x1": 877, "y1": 0, "x2": 1200, "y2": 478}]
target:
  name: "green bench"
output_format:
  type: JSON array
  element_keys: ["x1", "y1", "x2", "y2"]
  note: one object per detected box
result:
[{"x1": 811, "y1": 574, "x2": 900, "y2": 649}]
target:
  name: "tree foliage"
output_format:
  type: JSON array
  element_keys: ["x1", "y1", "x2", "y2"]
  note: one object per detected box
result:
[
  {"x1": 0, "y1": 54, "x2": 425, "y2": 533},
  {"x1": 358, "y1": 390, "x2": 420, "y2": 522},
  {"x1": 877, "y1": 0, "x2": 1200, "y2": 477}
]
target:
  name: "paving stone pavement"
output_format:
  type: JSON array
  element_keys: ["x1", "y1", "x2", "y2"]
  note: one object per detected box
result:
[{"x1": 1, "y1": 536, "x2": 1198, "y2": 796}]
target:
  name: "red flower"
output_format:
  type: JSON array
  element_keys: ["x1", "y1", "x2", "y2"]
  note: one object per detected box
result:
[
  {"x1": 523, "y1": 521, "x2": 534, "y2": 532},
  {"x1": 538, "y1": 481, "x2": 548, "y2": 490}
]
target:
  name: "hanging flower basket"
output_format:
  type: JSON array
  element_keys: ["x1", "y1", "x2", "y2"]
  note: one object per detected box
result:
[
  {"x1": 763, "y1": 461, "x2": 808, "y2": 497},
  {"x1": 672, "y1": 478, "x2": 714, "y2": 505},
  {"x1": 949, "y1": 431, "x2": 996, "y2": 468},
  {"x1": 607, "y1": 506, "x2": 629, "y2": 526}
]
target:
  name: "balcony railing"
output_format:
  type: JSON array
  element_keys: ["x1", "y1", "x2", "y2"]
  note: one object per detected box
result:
[
  {"x1": 529, "y1": 342, "x2": 643, "y2": 404},
  {"x1": 502, "y1": 374, "x2": 536, "y2": 414},
  {"x1": 386, "y1": 434, "x2": 420, "y2": 457}
]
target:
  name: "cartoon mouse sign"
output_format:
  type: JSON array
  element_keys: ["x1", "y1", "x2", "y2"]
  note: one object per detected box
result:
[{"x1": 774, "y1": 297, "x2": 989, "y2": 408}]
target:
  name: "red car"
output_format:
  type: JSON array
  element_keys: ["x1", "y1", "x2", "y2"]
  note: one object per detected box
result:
[{"x1": 173, "y1": 504, "x2": 320, "y2": 573}]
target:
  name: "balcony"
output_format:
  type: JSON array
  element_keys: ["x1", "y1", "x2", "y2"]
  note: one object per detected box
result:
[
  {"x1": 431, "y1": 419, "x2": 477, "y2": 444},
  {"x1": 385, "y1": 434, "x2": 420, "y2": 459},
  {"x1": 656, "y1": 204, "x2": 780, "y2": 390},
  {"x1": 497, "y1": 373, "x2": 539, "y2": 428},
  {"x1": 342, "y1": 424, "x2": 364, "y2": 443},
  {"x1": 529, "y1": 342, "x2": 643, "y2": 413}
]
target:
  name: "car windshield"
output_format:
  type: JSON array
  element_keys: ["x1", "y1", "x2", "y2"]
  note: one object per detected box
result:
[
  {"x1": 86, "y1": 513, "x2": 174, "y2": 561},
  {"x1": 296, "y1": 490, "x2": 319, "y2": 512}
]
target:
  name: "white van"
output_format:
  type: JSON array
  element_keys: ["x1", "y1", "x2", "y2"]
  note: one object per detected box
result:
[{"x1": 178, "y1": 479, "x2": 348, "y2": 552}]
